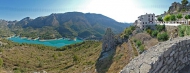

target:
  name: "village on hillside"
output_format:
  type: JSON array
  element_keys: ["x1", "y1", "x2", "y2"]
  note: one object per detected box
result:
[{"x1": 134, "y1": 1, "x2": 190, "y2": 30}]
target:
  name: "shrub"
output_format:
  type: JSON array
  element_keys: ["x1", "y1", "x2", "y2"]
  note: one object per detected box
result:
[
  {"x1": 176, "y1": 13, "x2": 183, "y2": 19},
  {"x1": 179, "y1": 29, "x2": 185, "y2": 37},
  {"x1": 186, "y1": 26, "x2": 190, "y2": 35},
  {"x1": 136, "y1": 40, "x2": 142, "y2": 47},
  {"x1": 164, "y1": 14, "x2": 171, "y2": 22},
  {"x1": 133, "y1": 39, "x2": 137, "y2": 42},
  {"x1": 14, "y1": 70, "x2": 21, "y2": 73},
  {"x1": 146, "y1": 29, "x2": 152, "y2": 35},
  {"x1": 130, "y1": 26, "x2": 135, "y2": 30},
  {"x1": 178, "y1": 25, "x2": 186, "y2": 37},
  {"x1": 139, "y1": 45, "x2": 144, "y2": 53},
  {"x1": 73, "y1": 54, "x2": 79, "y2": 62},
  {"x1": 123, "y1": 26, "x2": 136, "y2": 39},
  {"x1": 156, "y1": 25, "x2": 165, "y2": 32},
  {"x1": 52, "y1": 53, "x2": 58, "y2": 60},
  {"x1": 125, "y1": 29, "x2": 132, "y2": 35},
  {"x1": 157, "y1": 16, "x2": 163, "y2": 21},
  {"x1": 151, "y1": 30, "x2": 159, "y2": 37},
  {"x1": 170, "y1": 14, "x2": 176, "y2": 21},
  {"x1": 157, "y1": 32, "x2": 169, "y2": 41}
]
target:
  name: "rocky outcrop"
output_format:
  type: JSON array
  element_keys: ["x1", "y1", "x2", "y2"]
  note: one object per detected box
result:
[
  {"x1": 102, "y1": 28, "x2": 115, "y2": 52},
  {"x1": 168, "y1": 2, "x2": 182, "y2": 14},
  {"x1": 120, "y1": 36, "x2": 190, "y2": 73}
]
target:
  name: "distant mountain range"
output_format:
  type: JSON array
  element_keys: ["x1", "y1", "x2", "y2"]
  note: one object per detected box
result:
[{"x1": 0, "y1": 12, "x2": 131, "y2": 40}]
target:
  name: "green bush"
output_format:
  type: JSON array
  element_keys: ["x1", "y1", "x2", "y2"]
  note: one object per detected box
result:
[
  {"x1": 156, "y1": 25, "x2": 165, "y2": 32},
  {"x1": 176, "y1": 13, "x2": 183, "y2": 19},
  {"x1": 164, "y1": 14, "x2": 171, "y2": 21},
  {"x1": 179, "y1": 30, "x2": 185, "y2": 37},
  {"x1": 130, "y1": 26, "x2": 135, "y2": 30},
  {"x1": 157, "y1": 32, "x2": 169, "y2": 41},
  {"x1": 123, "y1": 26, "x2": 136, "y2": 39},
  {"x1": 178, "y1": 25, "x2": 186, "y2": 37},
  {"x1": 151, "y1": 30, "x2": 159, "y2": 37},
  {"x1": 139, "y1": 45, "x2": 144, "y2": 53},
  {"x1": 146, "y1": 29, "x2": 152, "y2": 35},
  {"x1": 170, "y1": 14, "x2": 176, "y2": 21},
  {"x1": 125, "y1": 28, "x2": 132, "y2": 35},
  {"x1": 133, "y1": 39, "x2": 137, "y2": 42},
  {"x1": 14, "y1": 70, "x2": 21, "y2": 73},
  {"x1": 136, "y1": 40, "x2": 142, "y2": 47},
  {"x1": 73, "y1": 54, "x2": 79, "y2": 62},
  {"x1": 157, "y1": 16, "x2": 163, "y2": 21},
  {"x1": 186, "y1": 26, "x2": 190, "y2": 35}
]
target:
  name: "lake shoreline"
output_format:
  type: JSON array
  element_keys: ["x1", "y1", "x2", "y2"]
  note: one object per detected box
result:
[{"x1": 7, "y1": 36, "x2": 83, "y2": 48}]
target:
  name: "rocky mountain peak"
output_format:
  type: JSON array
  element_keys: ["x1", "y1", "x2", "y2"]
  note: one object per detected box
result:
[{"x1": 168, "y1": 2, "x2": 182, "y2": 14}]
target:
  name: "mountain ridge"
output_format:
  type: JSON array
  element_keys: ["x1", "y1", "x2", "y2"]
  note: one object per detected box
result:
[{"x1": 1, "y1": 12, "x2": 131, "y2": 40}]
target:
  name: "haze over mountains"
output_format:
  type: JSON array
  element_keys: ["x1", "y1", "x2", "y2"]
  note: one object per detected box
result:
[{"x1": 0, "y1": 12, "x2": 131, "y2": 40}]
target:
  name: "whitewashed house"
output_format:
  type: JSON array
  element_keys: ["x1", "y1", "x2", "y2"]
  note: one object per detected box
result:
[{"x1": 135, "y1": 13, "x2": 156, "y2": 30}]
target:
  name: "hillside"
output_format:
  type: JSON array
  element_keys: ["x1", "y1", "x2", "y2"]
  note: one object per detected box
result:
[
  {"x1": 0, "y1": 39, "x2": 101, "y2": 73},
  {"x1": 3, "y1": 12, "x2": 131, "y2": 40},
  {"x1": 0, "y1": 38, "x2": 136, "y2": 73}
]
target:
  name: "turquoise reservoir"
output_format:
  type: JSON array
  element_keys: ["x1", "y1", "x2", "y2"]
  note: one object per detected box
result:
[{"x1": 8, "y1": 36, "x2": 83, "y2": 48}]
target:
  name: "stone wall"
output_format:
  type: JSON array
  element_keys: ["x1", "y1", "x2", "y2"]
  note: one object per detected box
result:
[{"x1": 121, "y1": 36, "x2": 190, "y2": 73}]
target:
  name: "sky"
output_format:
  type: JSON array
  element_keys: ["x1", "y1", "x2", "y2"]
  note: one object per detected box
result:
[{"x1": 0, "y1": 0, "x2": 182, "y2": 23}]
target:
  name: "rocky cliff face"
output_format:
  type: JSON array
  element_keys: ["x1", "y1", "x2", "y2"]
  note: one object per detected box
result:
[
  {"x1": 168, "y1": 2, "x2": 182, "y2": 14},
  {"x1": 95, "y1": 28, "x2": 117, "y2": 73},
  {"x1": 102, "y1": 28, "x2": 115, "y2": 53},
  {"x1": 98, "y1": 28, "x2": 116, "y2": 60}
]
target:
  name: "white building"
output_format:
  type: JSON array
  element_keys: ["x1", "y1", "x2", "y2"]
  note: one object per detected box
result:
[{"x1": 135, "y1": 13, "x2": 156, "y2": 30}]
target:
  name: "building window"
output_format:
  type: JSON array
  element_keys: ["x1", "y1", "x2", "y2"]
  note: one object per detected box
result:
[
  {"x1": 143, "y1": 22, "x2": 144, "y2": 24},
  {"x1": 145, "y1": 22, "x2": 147, "y2": 24},
  {"x1": 148, "y1": 15, "x2": 150, "y2": 17}
]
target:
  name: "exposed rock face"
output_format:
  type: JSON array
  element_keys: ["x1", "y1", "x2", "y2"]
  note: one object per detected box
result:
[
  {"x1": 168, "y1": 2, "x2": 182, "y2": 14},
  {"x1": 102, "y1": 28, "x2": 115, "y2": 52},
  {"x1": 120, "y1": 36, "x2": 190, "y2": 73}
]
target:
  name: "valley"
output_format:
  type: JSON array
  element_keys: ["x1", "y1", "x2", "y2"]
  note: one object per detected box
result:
[{"x1": 0, "y1": 0, "x2": 190, "y2": 73}]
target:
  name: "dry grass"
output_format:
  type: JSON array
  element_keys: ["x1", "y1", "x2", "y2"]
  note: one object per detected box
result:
[
  {"x1": 132, "y1": 33, "x2": 158, "y2": 50},
  {"x1": 2, "y1": 41, "x2": 102, "y2": 73},
  {"x1": 106, "y1": 42, "x2": 133, "y2": 73},
  {"x1": 0, "y1": 39, "x2": 134, "y2": 73}
]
